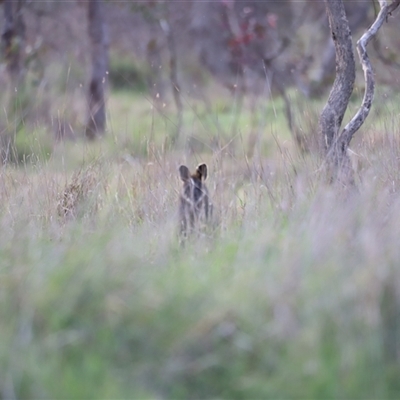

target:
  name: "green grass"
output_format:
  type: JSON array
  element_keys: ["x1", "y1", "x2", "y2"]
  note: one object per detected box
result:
[{"x1": 1, "y1": 86, "x2": 400, "y2": 398}]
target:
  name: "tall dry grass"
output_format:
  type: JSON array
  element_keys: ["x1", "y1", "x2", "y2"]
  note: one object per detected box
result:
[
  {"x1": 1, "y1": 109, "x2": 400, "y2": 397},
  {"x1": 0, "y1": 76, "x2": 399, "y2": 397}
]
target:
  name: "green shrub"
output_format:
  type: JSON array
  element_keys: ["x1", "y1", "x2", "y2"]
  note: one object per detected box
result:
[{"x1": 108, "y1": 54, "x2": 149, "y2": 92}]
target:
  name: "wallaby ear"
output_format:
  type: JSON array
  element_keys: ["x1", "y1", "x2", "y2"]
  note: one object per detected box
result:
[
  {"x1": 196, "y1": 163, "x2": 208, "y2": 180},
  {"x1": 179, "y1": 165, "x2": 190, "y2": 181}
]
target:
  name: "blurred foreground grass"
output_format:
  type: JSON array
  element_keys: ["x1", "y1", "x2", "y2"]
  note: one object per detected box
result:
[{"x1": 1, "y1": 88, "x2": 400, "y2": 399}]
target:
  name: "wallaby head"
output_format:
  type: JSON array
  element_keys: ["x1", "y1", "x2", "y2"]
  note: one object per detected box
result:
[{"x1": 179, "y1": 163, "x2": 211, "y2": 238}]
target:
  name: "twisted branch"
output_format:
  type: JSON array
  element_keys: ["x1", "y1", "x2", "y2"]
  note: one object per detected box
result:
[{"x1": 337, "y1": 0, "x2": 400, "y2": 151}]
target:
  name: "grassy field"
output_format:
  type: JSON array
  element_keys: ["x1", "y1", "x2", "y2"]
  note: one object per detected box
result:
[{"x1": 1, "y1": 86, "x2": 400, "y2": 399}]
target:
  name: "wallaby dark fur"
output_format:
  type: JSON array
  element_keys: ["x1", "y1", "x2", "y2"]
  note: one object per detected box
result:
[{"x1": 178, "y1": 163, "x2": 211, "y2": 239}]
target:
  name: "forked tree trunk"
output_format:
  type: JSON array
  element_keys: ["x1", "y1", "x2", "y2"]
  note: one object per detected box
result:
[
  {"x1": 319, "y1": 0, "x2": 400, "y2": 185},
  {"x1": 85, "y1": 0, "x2": 108, "y2": 140}
]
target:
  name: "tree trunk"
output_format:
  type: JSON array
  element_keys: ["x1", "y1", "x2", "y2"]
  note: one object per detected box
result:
[
  {"x1": 1, "y1": 0, "x2": 26, "y2": 163},
  {"x1": 1, "y1": 0, "x2": 26, "y2": 90},
  {"x1": 160, "y1": 17, "x2": 183, "y2": 143},
  {"x1": 85, "y1": 0, "x2": 108, "y2": 140}
]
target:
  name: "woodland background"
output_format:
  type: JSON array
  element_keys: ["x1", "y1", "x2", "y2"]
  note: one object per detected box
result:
[{"x1": 1, "y1": 1, "x2": 400, "y2": 398}]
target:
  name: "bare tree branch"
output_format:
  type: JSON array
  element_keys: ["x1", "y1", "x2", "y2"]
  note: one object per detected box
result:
[
  {"x1": 388, "y1": 0, "x2": 400, "y2": 14},
  {"x1": 336, "y1": 0, "x2": 400, "y2": 154}
]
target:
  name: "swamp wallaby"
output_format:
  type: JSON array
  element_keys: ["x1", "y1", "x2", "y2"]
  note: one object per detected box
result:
[{"x1": 179, "y1": 163, "x2": 211, "y2": 238}]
